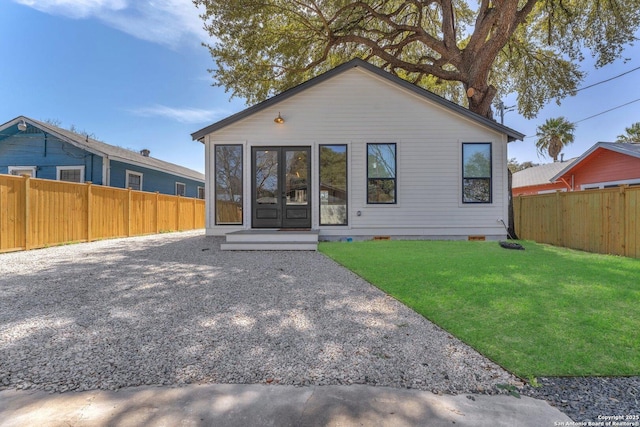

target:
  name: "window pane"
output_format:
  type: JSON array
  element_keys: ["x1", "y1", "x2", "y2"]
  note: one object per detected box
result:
[
  {"x1": 255, "y1": 149, "x2": 278, "y2": 205},
  {"x1": 285, "y1": 150, "x2": 308, "y2": 206},
  {"x1": 368, "y1": 178, "x2": 396, "y2": 203},
  {"x1": 128, "y1": 173, "x2": 141, "y2": 191},
  {"x1": 368, "y1": 144, "x2": 396, "y2": 178},
  {"x1": 320, "y1": 145, "x2": 347, "y2": 225},
  {"x1": 463, "y1": 144, "x2": 491, "y2": 178},
  {"x1": 176, "y1": 183, "x2": 186, "y2": 196},
  {"x1": 10, "y1": 169, "x2": 34, "y2": 177},
  {"x1": 60, "y1": 169, "x2": 81, "y2": 182},
  {"x1": 215, "y1": 145, "x2": 243, "y2": 224},
  {"x1": 463, "y1": 178, "x2": 490, "y2": 203}
]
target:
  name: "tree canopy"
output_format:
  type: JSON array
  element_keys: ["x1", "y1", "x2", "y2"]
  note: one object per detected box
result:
[
  {"x1": 194, "y1": 0, "x2": 640, "y2": 119},
  {"x1": 616, "y1": 122, "x2": 640, "y2": 143},
  {"x1": 508, "y1": 158, "x2": 539, "y2": 173}
]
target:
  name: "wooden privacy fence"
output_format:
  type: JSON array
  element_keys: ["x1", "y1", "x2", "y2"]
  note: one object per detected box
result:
[
  {"x1": 514, "y1": 185, "x2": 640, "y2": 258},
  {"x1": 0, "y1": 174, "x2": 205, "y2": 253}
]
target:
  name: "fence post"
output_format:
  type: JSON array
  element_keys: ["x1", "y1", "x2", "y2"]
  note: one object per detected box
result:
[
  {"x1": 23, "y1": 175, "x2": 31, "y2": 250},
  {"x1": 126, "y1": 188, "x2": 132, "y2": 237},
  {"x1": 155, "y1": 192, "x2": 160, "y2": 234},
  {"x1": 512, "y1": 196, "x2": 523, "y2": 239},
  {"x1": 176, "y1": 195, "x2": 181, "y2": 231},
  {"x1": 556, "y1": 191, "x2": 564, "y2": 247},
  {"x1": 192, "y1": 197, "x2": 196, "y2": 230},
  {"x1": 86, "y1": 182, "x2": 93, "y2": 242},
  {"x1": 620, "y1": 185, "x2": 628, "y2": 256}
]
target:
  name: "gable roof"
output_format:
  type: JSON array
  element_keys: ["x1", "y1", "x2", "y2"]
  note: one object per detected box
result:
[
  {"x1": 0, "y1": 116, "x2": 204, "y2": 182},
  {"x1": 191, "y1": 58, "x2": 524, "y2": 142},
  {"x1": 550, "y1": 142, "x2": 640, "y2": 182},
  {"x1": 512, "y1": 158, "x2": 578, "y2": 188}
]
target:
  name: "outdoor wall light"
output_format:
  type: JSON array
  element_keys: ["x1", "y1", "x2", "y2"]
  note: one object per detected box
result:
[
  {"x1": 274, "y1": 112, "x2": 285, "y2": 124},
  {"x1": 17, "y1": 119, "x2": 27, "y2": 131}
]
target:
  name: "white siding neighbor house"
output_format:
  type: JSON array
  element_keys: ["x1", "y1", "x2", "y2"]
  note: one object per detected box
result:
[{"x1": 192, "y1": 59, "x2": 523, "y2": 248}]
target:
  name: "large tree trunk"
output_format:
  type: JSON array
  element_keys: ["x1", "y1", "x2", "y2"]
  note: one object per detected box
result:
[{"x1": 466, "y1": 84, "x2": 497, "y2": 119}]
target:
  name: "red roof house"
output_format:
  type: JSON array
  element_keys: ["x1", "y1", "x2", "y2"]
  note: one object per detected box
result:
[
  {"x1": 513, "y1": 142, "x2": 640, "y2": 196},
  {"x1": 550, "y1": 142, "x2": 640, "y2": 191}
]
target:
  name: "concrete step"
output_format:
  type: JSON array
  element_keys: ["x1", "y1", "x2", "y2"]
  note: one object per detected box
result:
[
  {"x1": 225, "y1": 230, "x2": 319, "y2": 244},
  {"x1": 220, "y1": 241, "x2": 318, "y2": 251}
]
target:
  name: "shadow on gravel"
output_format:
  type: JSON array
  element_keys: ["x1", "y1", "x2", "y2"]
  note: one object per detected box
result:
[{"x1": 0, "y1": 232, "x2": 513, "y2": 414}]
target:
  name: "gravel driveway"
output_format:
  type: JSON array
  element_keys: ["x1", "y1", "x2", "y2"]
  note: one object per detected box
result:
[{"x1": 0, "y1": 231, "x2": 516, "y2": 394}]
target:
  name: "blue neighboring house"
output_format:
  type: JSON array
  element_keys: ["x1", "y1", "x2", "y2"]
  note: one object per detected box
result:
[{"x1": 0, "y1": 116, "x2": 205, "y2": 198}]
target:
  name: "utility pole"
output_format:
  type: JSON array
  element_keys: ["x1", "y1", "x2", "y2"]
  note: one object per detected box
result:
[{"x1": 497, "y1": 101, "x2": 515, "y2": 125}]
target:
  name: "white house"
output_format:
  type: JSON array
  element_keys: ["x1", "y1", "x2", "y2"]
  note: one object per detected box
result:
[{"x1": 192, "y1": 59, "x2": 523, "y2": 249}]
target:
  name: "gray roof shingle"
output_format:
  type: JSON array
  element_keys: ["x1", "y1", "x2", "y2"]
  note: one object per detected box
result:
[{"x1": 512, "y1": 158, "x2": 577, "y2": 188}]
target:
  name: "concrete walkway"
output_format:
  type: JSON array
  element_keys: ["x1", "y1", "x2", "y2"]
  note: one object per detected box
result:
[{"x1": 1, "y1": 384, "x2": 572, "y2": 427}]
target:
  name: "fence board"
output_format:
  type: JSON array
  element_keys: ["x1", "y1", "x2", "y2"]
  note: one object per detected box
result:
[
  {"x1": 91, "y1": 186, "x2": 128, "y2": 240},
  {"x1": 0, "y1": 175, "x2": 205, "y2": 252},
  {"x1": 157, "y1": 195, "x2": 178, "y2": 232},
  {"x1": 515, "y1": 186, "x2": 640, "y2": 258},
  {"x1": 0, "y1": 175, "x2": 26, "y2": 252}
]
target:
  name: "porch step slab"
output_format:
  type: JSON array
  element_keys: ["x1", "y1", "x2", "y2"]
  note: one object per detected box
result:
[
  {"x1": 220, "y1": 241, "x2": 318, "y2": 251},
  {"x1": 225, "y1": 230, "x2": 319, "y2": 243}
]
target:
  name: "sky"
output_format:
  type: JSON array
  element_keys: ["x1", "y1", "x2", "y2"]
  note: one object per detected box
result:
[{"x1": 1, "y1": 1, "x2": 639, "y2": 174}]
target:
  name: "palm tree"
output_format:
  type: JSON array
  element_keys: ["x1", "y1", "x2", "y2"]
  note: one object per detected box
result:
[
  {"x1": 535, "y1": 117, "x2": 576, "y2": 162},
  {"x1": 616, "y1": 122, "x2": 640, "y2": 143}
]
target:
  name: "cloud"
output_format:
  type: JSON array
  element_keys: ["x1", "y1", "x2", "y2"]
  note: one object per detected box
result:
[
  {"x1": 14, "y1": 0, "x2": 208, "y2": 48},
  {"x1": 128, "y1": 105, "x2": 228, "y2": 123},
  {"x1": 15, "y1": 0, "x2": 128, "y2": 18}
]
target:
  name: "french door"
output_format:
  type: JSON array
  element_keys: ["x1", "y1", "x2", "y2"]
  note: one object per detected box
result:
[{"x1": 252, "y1": 146, "x2": 311, "y2": 228}]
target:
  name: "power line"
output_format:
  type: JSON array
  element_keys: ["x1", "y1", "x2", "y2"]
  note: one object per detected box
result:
[
  {"x1": 522, "y1": 97, "x2": 640, "y2": 138},
  {"x1": 573, "y1": 98, "x2": 640, "y2": 124},
  {"x1": 505, "y1": 66, "x2": 640, "y2": 132},
  {"x1": 572, "y1": 66, "x2": 640, "y2": 94}
]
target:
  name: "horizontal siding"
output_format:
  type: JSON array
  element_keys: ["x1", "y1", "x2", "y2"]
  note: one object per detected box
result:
[
  {"x1": 0, "y1": 132, "x2": 103, "y2": 183},
  {"x1": 572, "y1": 149, "x2": 640, "y2": 188},
  {"x1": 110, "y1": 160, "x2": 204, "y2": 198},
  {"x1": 206, "y1": 67, "x2": 510, "y2": 236}
]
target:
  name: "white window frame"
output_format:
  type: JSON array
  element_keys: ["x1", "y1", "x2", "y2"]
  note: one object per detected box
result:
[
  {"x1": 197, "y1": 186, "x2": 205, "y2": 199},
  {"x1": 580, "y1": 178, "x2": 640, "y2": 190},
  {"x1": 176, "y1": 182, "x2": 186, "y2": 196},
  {"x1": 8, "y1": 166, "x2": 37, "y2": 177},
  {"x1": 56, "y1": 165, "x2": 85, "y2": 183},
  {"x1": 125, "y1": 170, "x2": 143, "y2": 191}
]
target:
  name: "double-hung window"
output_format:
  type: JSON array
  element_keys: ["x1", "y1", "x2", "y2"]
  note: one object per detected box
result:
[
  {"x1": 462, "y1": 143, "x2": 492, "y2": 203},
  {"x1": 176, "y1": 182, "x2": 186, "y2": 196},
  {"x1": 367, "y1": 143, "x2": 396, "y2": 204},
  {"x1": 126, "y1": 170, "x2": 143, "y2": 191}
]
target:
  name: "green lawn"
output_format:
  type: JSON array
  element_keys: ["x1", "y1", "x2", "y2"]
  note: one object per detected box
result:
[{"x1": 319, "y1": 240, "x2": 640, "y2": 378}]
